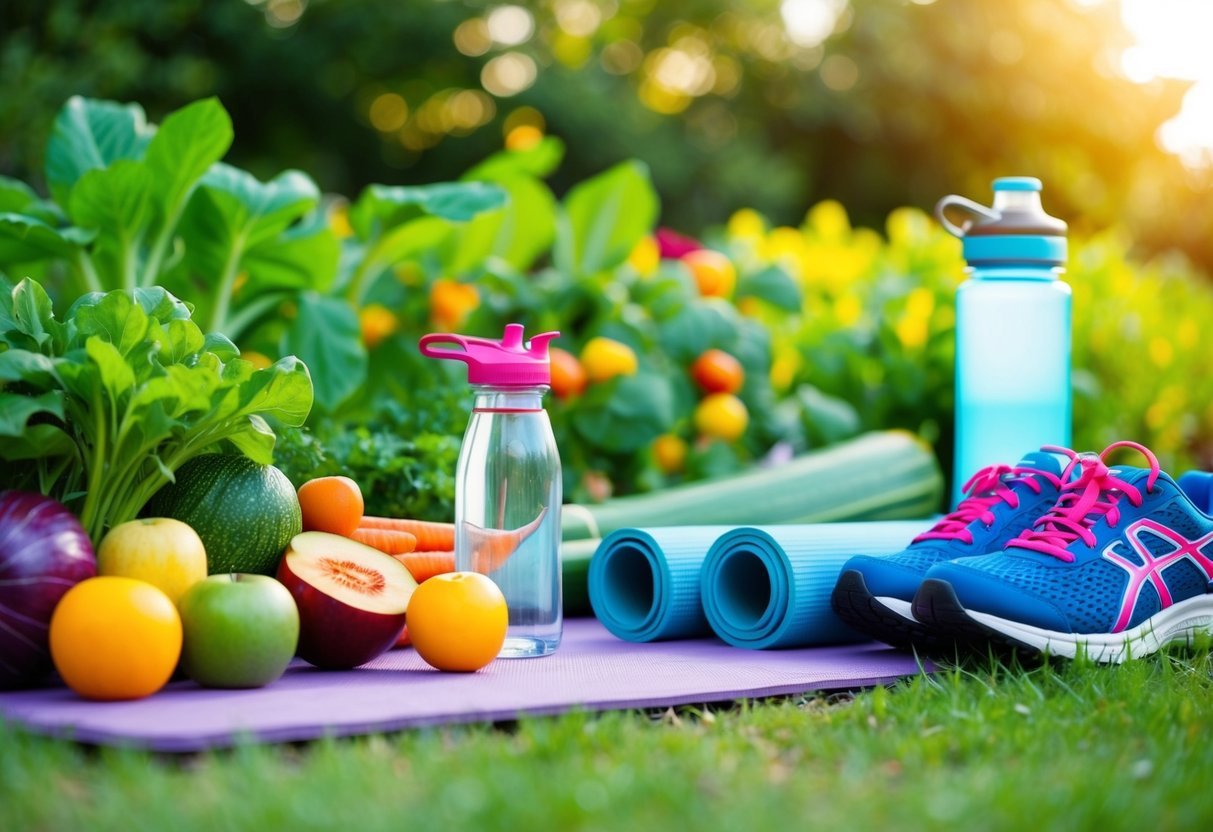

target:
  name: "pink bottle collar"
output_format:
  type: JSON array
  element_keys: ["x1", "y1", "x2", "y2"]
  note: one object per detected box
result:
[{"x1": 419, "y1": 323, "x2": 559, "y2": 386}]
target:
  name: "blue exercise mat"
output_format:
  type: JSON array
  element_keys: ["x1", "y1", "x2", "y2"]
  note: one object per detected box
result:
[
  {"x1": 701, "y1": 523, "x2": 928, "y2": 649},
  {"x1": 589, "y1": 521, "x2": 930, "y2": 645},
  {"x1": 588, "y1": 527, "x2": 732, "y2": 642}
]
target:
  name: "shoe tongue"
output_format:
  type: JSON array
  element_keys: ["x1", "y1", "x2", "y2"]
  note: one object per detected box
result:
[{"x1": 1016, "y1": 450, "x2": 1063, "y2": 477}]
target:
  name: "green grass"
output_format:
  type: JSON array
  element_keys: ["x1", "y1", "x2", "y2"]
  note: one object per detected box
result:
[{"x1": 3, "y1": 649, "x2": 1213, "y2": 831}]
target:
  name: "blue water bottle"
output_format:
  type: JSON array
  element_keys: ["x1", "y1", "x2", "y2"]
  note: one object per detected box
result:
[{"x1": 936, "y1": 177, "x2": 1072, "y2": 507}]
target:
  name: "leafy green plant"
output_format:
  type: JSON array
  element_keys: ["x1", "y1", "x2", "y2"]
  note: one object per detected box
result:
[{"x1": 0, "y1": 277, "x2": 313, "y2": 542}]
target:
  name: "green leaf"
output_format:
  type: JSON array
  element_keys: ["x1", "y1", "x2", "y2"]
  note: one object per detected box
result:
[
  {"x1": 0, "y1": 349, "x2": 57, "y2": 383},
  {"x1": 571, "y1": 371, "x2": 674, "y2": 453},
  {"x1": 196, "y1": 164, "x2": 321, "y2": 243},
  {"x1": 350, "y1": 182, "x2": 508, "y2": 240},
  {"x1": 0, "y1": 214, "x2": 93, "y2": 265},
  {"x1": 233, "y1": 355, "x2": 314, "y2": 427},
  {"x1": 281, "y1": 293, "x2": 362, "y2": 413},
  {"x1": 74, "y1": 290, "x2": 151, "y2": 357},
  {"x1": 453, "y1": 176, "x2": 557, "y2": 274},
  {"x1": 68, "y1": 160, "x2": 153, "y2": 234},
  {"x1": 45, "y1": 97, "x2": 154, "y2": 206},
  {"x1": 0, "y1": 391, "x2": 65, "y2": 437},
  {"x1": 0, "y1": 423, "x2": 75, "y2": 461},
  {"x1": 241, "y1": 213, "x2": 340, "y2": 292},
  {"x1": 0, "y1": 177, "x2": 38, "y2": 214},
  {"x1": 10, "y1": 277, "x2": 59, "y2": 348},
  {"x1": 738, "y1": 266, "x2": 803, "y2": 312},
  {"x1": 86, "y1": 337, "x2": 136, "y2": 401},
  {"x1": 205, "y1": 331, "x2": 240, "y2": 361},
  {"x1": 463, "y1": 136, "x2": 565, "y2": 182},
  {"x1": 796, "y1": 384, "x2": 861, "y2": 445},
  {"x1": 557, "y1": 161, "x2": 659, "y2": 278},
  {"x1": 161, "y1": 319, "x2": 206, "y2": 364},
  {"x1": 144, "y1": 98, "x2": 234, "y2": 221},
  {"x1": 224, "y1": 414, "x2": 277, "y2": 464},
  {"x1": 657, "y1": 298, "x2": 742, "y2": 362}
]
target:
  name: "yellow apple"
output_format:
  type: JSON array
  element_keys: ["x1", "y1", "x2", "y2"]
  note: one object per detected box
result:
[{"x1": 97, "y1": 518, "x2": 208, "y2": 606}]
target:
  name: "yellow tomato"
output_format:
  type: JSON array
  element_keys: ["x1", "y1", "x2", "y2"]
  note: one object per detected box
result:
[
  {"x1": 407, "y1": 572, "x2": 508, "y2": 672},
  {"x1": 579, "y1": 337, "x2": 638, "y2": 383},
  {"x1": 652, "y1": 434, "x2": 688, "y2": 474},
  {"x1": 694, "y1": 393, "x2": 750, "y2": 442},
  {"x1": 681, "y1": 249, "x2": 737, "y2": 298},
  {"x1": 549, "y1": 347, "x2": 588, "y2": 399},
  {"x1": 49, "y1": 577, "x2": 183, "y2": 701}
]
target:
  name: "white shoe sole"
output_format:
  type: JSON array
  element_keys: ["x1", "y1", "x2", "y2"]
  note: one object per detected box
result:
[
  {"x1": 874, "y1": 595, "x2": 916, "y2": 623},
  {"x1": 965, "y1": 594, "x2": 1213, "y2": 663}
]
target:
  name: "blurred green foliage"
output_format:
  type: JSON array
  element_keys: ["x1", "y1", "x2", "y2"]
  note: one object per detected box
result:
[{"x1": 3, "y1": 0, "x2": 1212, "y2": 273}]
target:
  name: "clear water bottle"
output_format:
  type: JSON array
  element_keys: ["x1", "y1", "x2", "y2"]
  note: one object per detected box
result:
[
  {"x1": 419, "y1": 323, "x2": 563, "y2": 657},
  {"x1": 936, "y1": 176, "x2": 1072, "y2": 507}
]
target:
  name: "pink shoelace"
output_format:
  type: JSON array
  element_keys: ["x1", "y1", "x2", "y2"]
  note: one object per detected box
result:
[
  {"x1": 914, "y1": 461, "x2": 1064, "y2": 545},
  {"x1": 1007, "y1": 440, "x2": 1161, "y2": 562}
]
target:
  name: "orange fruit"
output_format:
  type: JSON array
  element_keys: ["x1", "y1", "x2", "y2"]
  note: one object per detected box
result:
[
  {"x1": 694, "y1": 393, "x2": 749, "y2": 442},
  {"x1": 49, "y1": 576, "x2": 183, "y2": 701},
  {"x1": 682, "y1": 249, "x2": 737, "y2": 298},
  {"x1": 298, "y1": 476, "x2": 365, "y2": 537},
  {"x1": 549, "y1": 347, "x2": 588, "y2": 399},
  {"x1": 580, "y1": 337, "x2": 638, "y2": 383},
  {"x1": 690, "y1": 349, "x2": 745, "y2": 395},
  {"x1": 652, "y1": 434, "x2": 688, "y2": 474},
  {"x1": 407, "y1": 572, "x2": 508, "y2": 672}
]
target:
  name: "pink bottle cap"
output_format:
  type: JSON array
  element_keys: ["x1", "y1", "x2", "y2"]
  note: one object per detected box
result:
[{"x1": 419, "y1": 323, "x2": 560, "y2": 386}]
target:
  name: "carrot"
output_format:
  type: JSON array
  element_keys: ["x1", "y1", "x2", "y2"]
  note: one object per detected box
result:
[
  {"x1": 359, "y1": 516, "x2": 455, "y2": 551},
  {"x1": 393, "y1": 550, "x2": 456, "y2": 583},
  {"x1": 348, "y1": 527, "x2": 417, "y2": 555}
]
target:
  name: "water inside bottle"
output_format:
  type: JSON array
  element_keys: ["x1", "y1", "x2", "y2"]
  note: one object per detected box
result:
[{"x1": 456, "y1": 397, "x2": 562, "y2": 658}]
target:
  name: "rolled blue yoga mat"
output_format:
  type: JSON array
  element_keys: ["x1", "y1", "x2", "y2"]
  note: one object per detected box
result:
[
  {"x1": 701, "y1": 522, "x2": 929, "y2": 649},
  {"x1": 589, "y1": 521, "x2": 931, "y2": 645},
  {"x1": 588, "y1": 527, "x2": 732, "y2": 642}
]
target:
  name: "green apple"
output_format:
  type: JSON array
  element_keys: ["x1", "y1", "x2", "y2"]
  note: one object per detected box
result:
[
  {"x1": 178, "y1": 574, "x2": 300, "y2": 689},
  {"x1": 97, "y1": 518, "x2": 208, "y2": 606}
]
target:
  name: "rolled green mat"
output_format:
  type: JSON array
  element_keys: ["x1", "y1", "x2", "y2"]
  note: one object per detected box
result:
[
  {"x1": 560, "y1": 537, "x2": 600, "y2": 617},
  {"x1": 699, "y1": 523, "x2": 928, "y2": 649},
  {"x1": 587, "y1": 527, "x2": 732, "y2": 642},
  {"x1": 560, "y1": 431, "x2": 942, "y2": 542}
]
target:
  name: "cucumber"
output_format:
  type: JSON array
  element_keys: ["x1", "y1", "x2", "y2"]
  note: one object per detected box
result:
[
  {"x1": 142, "y1": 454, "x2": 302, "y2": 576},
  {"x1": 561, "y1": 431, "x2": 943, "y2": 541},
  {"x1": 558, "y1": 431, "x2": 942, "y2": 616}
]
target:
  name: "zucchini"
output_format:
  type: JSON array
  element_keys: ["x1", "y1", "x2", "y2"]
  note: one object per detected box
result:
[{"x1": 143, "y1": 454, "x2": 302, "y2": 576}]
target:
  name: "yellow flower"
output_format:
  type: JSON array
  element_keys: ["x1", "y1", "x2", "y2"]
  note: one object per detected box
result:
[
  {"x1": 329, "y1": 202, "x2": 354, "y2": 239},
  {"x1": 1148, "y1": 336, "x2": 1173, "y2": 369},
  {"x1": 905, "y1": 287, "x2": 935, "y2": 320},
  {"x1": 769, "y1": 347, "x2": 801, "y2": 392},
  {"x1": 627, "y1": 235, "x2": 660, "y2": 277},
  {"x1": 805, "y1": 200, "x2": 850, "y2": 241},
  {"x1": 834, "y1": 293, "x2": 863, "y2": 327},
  {"x1": 727, "y1": 208, "x2": 767, "y2": 242},
  {"x1": 895, "y1": 316, "x2": 929, "y2": 350}
]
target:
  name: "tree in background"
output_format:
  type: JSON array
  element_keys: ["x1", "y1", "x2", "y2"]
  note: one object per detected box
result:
[{"x1": 2, "y1": 0, "x2": 1208, "y2": 267}]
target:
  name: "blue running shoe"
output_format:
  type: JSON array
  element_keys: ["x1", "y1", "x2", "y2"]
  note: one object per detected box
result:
[
  {"x1": 831, "y1": 450, "x2": 1065, "y2": 650},
  {"x1": 913, "y1": 441, "x2": 1213, "y2": 663}
]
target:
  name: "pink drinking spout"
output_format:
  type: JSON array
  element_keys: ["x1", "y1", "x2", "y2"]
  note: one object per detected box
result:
[{"x1": 419, "y1": 323, "x2": 560, "y2": 386}]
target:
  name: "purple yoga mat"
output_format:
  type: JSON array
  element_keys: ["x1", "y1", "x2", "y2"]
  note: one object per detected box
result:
[{"x1": 0, "y1": 619, "x2": 926, "y2": 752}]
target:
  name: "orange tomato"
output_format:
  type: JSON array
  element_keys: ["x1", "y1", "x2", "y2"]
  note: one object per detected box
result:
[
  {"x1": 298, "y1": 476, "x2": 365, "y2": 537},
  {"x1": 690, "y1": 348, "x2": 745, "y2": 395},
  {"x1": 652, "y1": 434, "x2": 688, "y2": 474},
  {"x1": 681, "y1": 249, "x2": 737, "y2": 298},
  {"x1": 359, "y1": 304, "x2": 398, "y2": 349},
  {"x1": 549, "y1": 347, "x2": 588, "y2": 399},
  {"x1": 580, "y1": 337, "x2": 638, "y2": 383},
  {"x1": 407, "y1": 572, "x2": 508, "y2": 672},
  {"x1": 49, "y1": 577, "x2": 183, "y2": 701},
  {"x1": 694, "y1": 393, "x2": 750, "y2": 442},
  {"x1": 429, "y1": 279, "x2": 480, "y2": 330}
]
